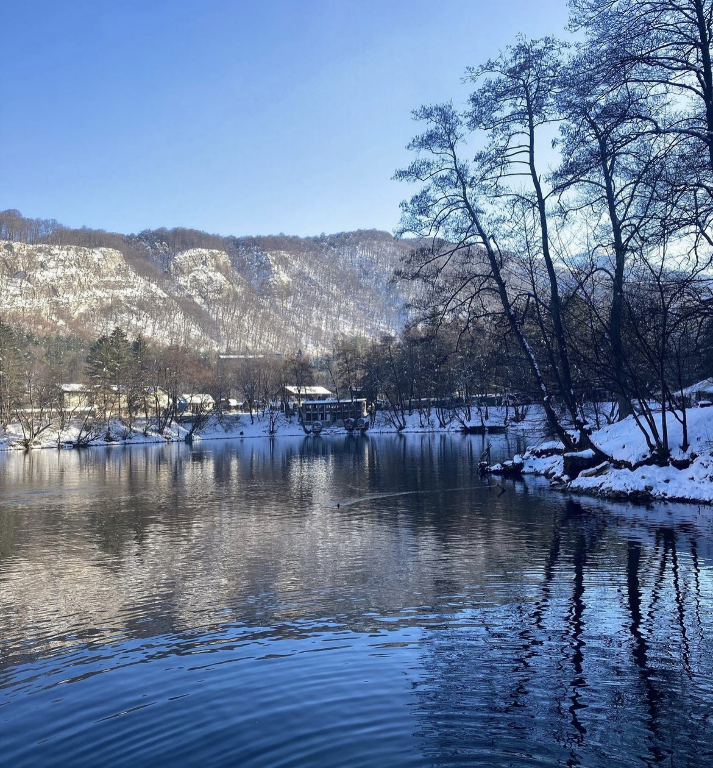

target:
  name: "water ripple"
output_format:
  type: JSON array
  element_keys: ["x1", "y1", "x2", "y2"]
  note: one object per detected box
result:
[{"x1": 1, "y1": 435, "x2": 712, "y2": 767}]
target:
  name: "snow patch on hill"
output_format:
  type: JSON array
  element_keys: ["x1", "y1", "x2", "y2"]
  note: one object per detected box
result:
[
  {"x1": 0, "y1": 233, "x2": 411, "y2": 352},
  {"x1": 0, "y1": 241, "x2": 207, "y2": 344}
]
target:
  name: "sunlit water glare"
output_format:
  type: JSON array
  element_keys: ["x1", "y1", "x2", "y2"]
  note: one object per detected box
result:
[{"x1": 1, "y1": 434, "x2": 712, "y2": 767}]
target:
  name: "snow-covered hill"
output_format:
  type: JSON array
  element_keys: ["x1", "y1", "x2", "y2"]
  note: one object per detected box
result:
[{"x1": 0, "y1": 229, "x2": 415, "y2": 352}]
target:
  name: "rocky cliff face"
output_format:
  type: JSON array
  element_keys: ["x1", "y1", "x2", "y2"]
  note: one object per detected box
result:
[{"x1": 0, "y1": 230, "x2": 415, "y2": 352}]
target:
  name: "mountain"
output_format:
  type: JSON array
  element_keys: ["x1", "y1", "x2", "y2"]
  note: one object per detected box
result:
[{"x1": 0, "y1": 219, "x2": 416, "y2": 353}]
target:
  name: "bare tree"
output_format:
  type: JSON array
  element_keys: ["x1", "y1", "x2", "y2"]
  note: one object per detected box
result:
[
  {"x1": 570, "y1": 0, "x2": 713, "y2": 177},
  {"x1": 553, "y1": 51, "x2": 675, "y2": 418},
  {"x1": 0, "y1": 320, "x2": 22, "y2": 431},
  {"x1": 14, "y1": 363, "x2": 54, "y2": 449},
  {"x1": 396, "y1": 97, "x2": 580, "y2": 448}
]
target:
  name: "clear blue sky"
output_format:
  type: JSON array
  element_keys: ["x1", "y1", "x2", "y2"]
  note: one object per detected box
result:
[{"x1": 0, "y1": 0, "x2": 570, "y2": 237}]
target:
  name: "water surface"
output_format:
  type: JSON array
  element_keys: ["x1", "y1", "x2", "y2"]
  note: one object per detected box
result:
[{"x1": 1, "y1": 434, "x2": 712, "y2": 767}]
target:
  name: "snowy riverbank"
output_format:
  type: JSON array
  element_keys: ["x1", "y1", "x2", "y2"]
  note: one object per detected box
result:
[
  {"x1": 0, "y1": 407, "x2": 515, "y2": 451},
  {"x1": 496, "y1": 407, "x2": 713, "y2": 505},
  {"x1": 0, "y1": 413, "x2": 302, "y2": 450},
  {"x1": 3, "y1": 404, "x2": 711, "y2": 506}
]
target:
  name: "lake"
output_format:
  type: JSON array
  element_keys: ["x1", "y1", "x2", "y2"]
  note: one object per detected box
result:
[{"x1": 1, "y1": 434, "x2": 712, "y2": 767}]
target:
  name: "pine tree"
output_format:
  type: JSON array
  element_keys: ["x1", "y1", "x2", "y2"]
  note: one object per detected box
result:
[
  {"x1": 86, "y1": 328, "x2": 132, "y2": 420},
  {"x1": 0, "y1": 321, "x2": 22, "y2": 429}
]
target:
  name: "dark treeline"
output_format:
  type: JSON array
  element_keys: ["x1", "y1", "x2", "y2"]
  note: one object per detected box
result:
[
  {"x1": 0, "y1": 309, "x2": 523, "y2": 447},
  {"x1": 319, "y1": 329, "x2": 528, "y2": 432},
  {"x1": 0, "y1": 208, "x2": 400, "y2": 265},
  {"x1": 0, "y1": 322, "x2": 209, "y2": 446},
  {"x1": 391, "y1": 0, "x2": 713, "y2": 462},
  {"x1": 0, "y1": 208, "x2": 408, "y2": 292},
  {"x1": 0, "y1": 314, "x2": 529, "y2": 447}
]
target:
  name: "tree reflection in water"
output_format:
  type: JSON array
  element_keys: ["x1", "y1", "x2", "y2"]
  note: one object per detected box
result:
[
  {"x1": 412, "y1": 502, "x2": 713, "y2": 768},
  {"x1": 0, "y1": 436, "x2": 712, "y2": 768}
]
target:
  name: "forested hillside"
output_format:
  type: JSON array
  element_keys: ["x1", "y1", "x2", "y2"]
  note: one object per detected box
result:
[{"x1": 0, "y1": 211, "x2": 414, "y2": 353}]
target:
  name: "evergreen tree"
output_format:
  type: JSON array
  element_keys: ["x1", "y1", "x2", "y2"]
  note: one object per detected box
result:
[
  {"x1": 86, "y1": 328, "x2": 132, "y2": 419},
  {"x1": 0, "y1": 321, "x2": 22, "y2": 429}
]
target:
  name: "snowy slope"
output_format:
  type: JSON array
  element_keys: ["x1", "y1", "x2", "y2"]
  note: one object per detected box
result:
[
  {"x1": 519, "y1": 407, "x2": 713, "y2": 504},
  {"x1": 0, "y1": 231, "x2": 413, "y2": 352},
  {"x1": 0, "y1": 241, "x2": 208, "y2": 345}
]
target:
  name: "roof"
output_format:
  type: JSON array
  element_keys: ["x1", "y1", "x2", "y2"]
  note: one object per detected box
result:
[
  {"x1": 179, "y1": 393, "x2": 215, "y2": 404},
  {"x1": 681, "y1": 378, "x2": 713, "y2": 395},
  {"x1": 60, "y1": 383, "x2": 87, "y2": 392},
  {"x1": 303, "y1": 398, "x2": 367, "y2": 405},
  {"x1": 285, "y1": 385, "x2": 333, "y2": 396}
]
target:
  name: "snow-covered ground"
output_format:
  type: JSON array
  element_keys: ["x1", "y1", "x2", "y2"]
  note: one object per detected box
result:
[
  {"x1": 367, "y1": 409, "x2": 509, "y2": 434},
  {"x1": 0, "y1": 407, "x2": 512, "y2": 451},
  {"x1": 517, "y1": 406, "x2": 713, "y2": 505},
  {"x1": 0, "y1": 413, "x2": 303, "y2": 450},
  {"x1": 3, "y1": 404, "x2": 712, "y2": 505}
]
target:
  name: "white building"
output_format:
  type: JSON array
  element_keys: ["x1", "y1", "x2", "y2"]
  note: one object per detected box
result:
[
  {"x1": 284, "y1": 385, "x2": 333, "y2": 405},
  {"x1": 178, "y1": 393, "x2": 215, "y2": 415}
]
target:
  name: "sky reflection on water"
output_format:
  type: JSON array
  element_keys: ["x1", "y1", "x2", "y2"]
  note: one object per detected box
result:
[{"x1": 1, "y1": 434, "x2": 712, "y2": 767}]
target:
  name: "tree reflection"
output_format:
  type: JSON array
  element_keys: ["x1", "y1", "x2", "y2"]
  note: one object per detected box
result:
[
  {"x1": 1, "y1": 438, "x2": 712, "y2": 767},
  {"x1": 412, "y1": 501, "x2": 713, "y2": 768}
]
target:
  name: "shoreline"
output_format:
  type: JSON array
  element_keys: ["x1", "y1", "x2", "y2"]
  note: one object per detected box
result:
[
  {"x1": 0, "y1": 409, "x2": 516, "y2": 452},
  {"x1": 3, "y1": 407, "x2": 712, "y2": 508},
  {"x1": 489, "y1": 405, "x2": 713, "y2": 507},
  {"x1": 516, "y1": 454, "x2": 713, "y2": 506}
]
